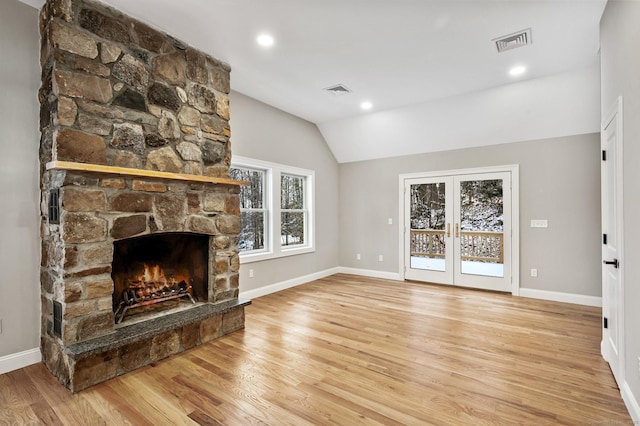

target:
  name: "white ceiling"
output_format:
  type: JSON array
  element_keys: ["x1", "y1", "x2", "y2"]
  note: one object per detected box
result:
[{"x1": 21, "y1": 0, "x2": 606, "y2": 162}]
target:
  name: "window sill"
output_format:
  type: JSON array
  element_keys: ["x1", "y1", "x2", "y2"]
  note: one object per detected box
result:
[{"x1": 239, "y1": 246, "x2": 315, "y2": 264}]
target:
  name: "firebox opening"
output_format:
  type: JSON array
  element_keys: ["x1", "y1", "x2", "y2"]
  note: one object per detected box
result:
[{"x1": 111, "y1": 233, "x2": 209, "y2": 324}]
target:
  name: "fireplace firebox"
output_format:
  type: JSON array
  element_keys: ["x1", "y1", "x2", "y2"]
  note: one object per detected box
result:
[{"x1": 112, "y1": 233, "x2": 209, "y2": 323}]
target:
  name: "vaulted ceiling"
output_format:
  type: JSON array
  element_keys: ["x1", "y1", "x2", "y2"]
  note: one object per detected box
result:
[{"x1": 21, "y1": 0, "x2": 606, "y2": 162}]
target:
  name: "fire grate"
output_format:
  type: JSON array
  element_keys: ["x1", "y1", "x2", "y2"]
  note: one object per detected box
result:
[{"x1": 114, "y1": 278, "x2": 195, "y2": 323}]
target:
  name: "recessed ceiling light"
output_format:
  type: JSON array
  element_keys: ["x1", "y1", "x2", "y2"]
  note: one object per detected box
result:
[
  {"x1": 361, "y1": 101, "x2": 373, "y2": 110},
  {"x1": 257, "y1": 34, "x2": 274, "y2": 47},
  {"x1": 509, "y1": 65, "x2": 527, "y2": 76}
]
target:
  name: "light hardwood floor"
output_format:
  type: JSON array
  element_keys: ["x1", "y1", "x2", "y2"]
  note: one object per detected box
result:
[{"x1": 0, "y1": 274, "x2": 631, "y2": 425}]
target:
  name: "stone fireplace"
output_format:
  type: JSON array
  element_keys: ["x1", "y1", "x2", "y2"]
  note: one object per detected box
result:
[{"x1": 38, "y1": 0, "x2": 249, "y2": 392}]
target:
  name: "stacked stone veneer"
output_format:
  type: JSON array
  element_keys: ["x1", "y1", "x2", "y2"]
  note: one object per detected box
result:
[{"x1": 38, "y1": 0, "x2": 247, "y2": 391}]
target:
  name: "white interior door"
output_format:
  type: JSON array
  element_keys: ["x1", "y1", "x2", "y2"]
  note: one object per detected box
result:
[
  {"x1": 404, "y1": 169, "x2": 513, "y2": 293},
  {"x1": 601, "y1": 98, "x2": 623, "y2": 387}
]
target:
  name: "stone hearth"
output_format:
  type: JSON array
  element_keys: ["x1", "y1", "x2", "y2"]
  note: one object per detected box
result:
[{"x1": 38, "y1": 0, "x2": 249, "y2": 392}]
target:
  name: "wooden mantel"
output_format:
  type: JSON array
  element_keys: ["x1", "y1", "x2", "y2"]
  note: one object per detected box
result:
[{"x1": 46, "y1": 161, "x2": 248, "y2": 186}]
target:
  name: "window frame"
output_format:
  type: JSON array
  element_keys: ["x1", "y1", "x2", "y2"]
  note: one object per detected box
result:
[{"x1": 232, "y1": 156, "x2": 315, "y2": 263}]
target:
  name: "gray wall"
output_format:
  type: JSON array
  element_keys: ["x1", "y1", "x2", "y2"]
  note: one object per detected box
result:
[
  {"x1": 229, "y1": 91, "x2": 340, "y2": 292},
  {"x1": 601, "y1": 0, "x2": 640, "y2": 411},
  {"x1": 339, "y1": 133, "x2": 602, "y2": 297},
  {"x1": 0, "y1": 1, "x2": 41, "y2": 357}
]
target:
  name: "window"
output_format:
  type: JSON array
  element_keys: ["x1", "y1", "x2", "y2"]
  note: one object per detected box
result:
[{"x1": 231, "y1": 156, "x2": 314, "y2": 262}]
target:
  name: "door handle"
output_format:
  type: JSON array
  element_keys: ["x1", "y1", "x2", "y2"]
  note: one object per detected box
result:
[
  {"x1": 603, "y1": 259, "x2": 619, "y2": 269},
  {"x1": 446, "y1": 223, "x2": 451, "y2": 238},
  {"x1": 455, "y1": 223, "x2": 459, "y2": 238}
]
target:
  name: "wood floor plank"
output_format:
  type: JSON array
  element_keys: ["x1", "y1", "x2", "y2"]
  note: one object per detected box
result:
[{"x1": 0, "y1": 274, "x2": 631, "y2": 425}]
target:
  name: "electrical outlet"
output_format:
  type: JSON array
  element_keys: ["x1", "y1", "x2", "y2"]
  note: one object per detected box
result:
[
  {"x1": 531, "y1": 268, "x2": 538, "y2": 277},
  {"x1": 356, "y1": 253, "x2": 361, "y2": 260},
  {"x1": 388, "y1": 218, "x2": 393, "y2": 225},
  {"x1": 378, "y1": 255, "x2": 384, "y2": 262},
  {"x1": 249, "y1": 269, "x2": 254, "y2": 278}
]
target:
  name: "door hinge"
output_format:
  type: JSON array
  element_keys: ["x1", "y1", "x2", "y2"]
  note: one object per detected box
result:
[
  {"x1": 604, "y1": 317, "x2": 608, "y2": 329},
  {"x1": 603, "y1": 234, "x2": 607, "y2": 245},
  {"x1": 602, "y1": 150, "x2": 607, "y2": 161}
]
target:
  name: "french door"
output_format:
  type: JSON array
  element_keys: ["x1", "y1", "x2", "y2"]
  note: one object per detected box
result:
[{"x1": 403, "y1": 169, "x2": 513, "y2": 292}]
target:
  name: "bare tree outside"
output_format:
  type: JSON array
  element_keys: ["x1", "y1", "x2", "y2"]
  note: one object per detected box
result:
[
  {"x1": 281, "y1": 174, "x2": 305, "y2": 246},
  {"x1": 230, "y1": 167, "x2": 266, "y2": 252}
]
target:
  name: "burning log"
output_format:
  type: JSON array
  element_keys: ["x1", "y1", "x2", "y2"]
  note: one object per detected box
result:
[{"x1": 114, "y1": 264, "x2": 195, "y2": 323}]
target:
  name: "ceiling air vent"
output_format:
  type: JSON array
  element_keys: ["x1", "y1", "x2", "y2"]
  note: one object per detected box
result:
[
  {"x1": 493, "y1": 28, "x2": 532, "y2": 53},
  {"x1": 323, "y1": 84, "x2": 352, "y2": 96}
]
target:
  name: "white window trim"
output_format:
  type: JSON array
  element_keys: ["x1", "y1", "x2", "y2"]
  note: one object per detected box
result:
[{"x1": 232, "y1": 156, "x2": 315, "y2": 263}]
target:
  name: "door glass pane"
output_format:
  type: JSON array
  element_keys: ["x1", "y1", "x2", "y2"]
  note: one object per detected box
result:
[
  {"x1": 459, "y1": 179, "x2": 504, "y2": 277},
  {"x1": 409, "y1": 183, "x2": 446, "y2": 271}
]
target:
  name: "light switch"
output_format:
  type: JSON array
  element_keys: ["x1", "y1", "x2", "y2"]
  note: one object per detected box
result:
[{"x1": 531, "y1": 220, "x2": 548, "y2": 228}]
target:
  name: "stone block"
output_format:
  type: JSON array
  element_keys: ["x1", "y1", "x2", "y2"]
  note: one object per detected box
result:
[
  {"x1": 187, "y1": 83, "x2": 216, "y2": 113},
  {"x1": 203, "y1": 193, "x2": 225, "y2": 212},
  {"x1": 119, "y1": 340, "x2": 152, "y2": 373},
  {"x1": 64, "y1": 281, "x2": 83, "y2": 303},
  {"x1": 158, "y1": 110, "x2": 180, "y2": 140},
  {"x1": 153, "y1": 52, "x2": 185, "y2": 86},
  {"x1": 178, "y1": 106, "x2": 200, "y2": 126},
  {"x1": 77, "y1": 99, "x2": 122, "y2": 119},
  {"x1": 200, "y1": 316, "x2": 221, "y2": 343},
  {"x1": 132, "y1": 180, "x2": 167, "y2": 193},
  {"x1": 216, "y1": 94, "x2": 230, "y2": 120},
  {"x1": 62, "y1": 187, "x2": 106, "y2": 212},
  {"x1": 54, "y1": 50, "x2": 110, "y2": 78},
  {"x1": 181, "y1": 323, "x2": 200, "y2": 350},
  {"x1": 216, "y1": 215, "x2": 241, "y2": 234},
  {"x1": 189, "y1": 216, "x2": 218, "y2": 235},
  {"x1": 56, "y1": 128, "x2": 107, "y2": 164},
  {"x1": 113, "y1": 151, "x2": 143, "y2": 169},
  {"x1": 82, "y1": 243, "x2": 113, "y2": 265},
  {"x1": 150, "y1": 330, "x2": 180, "y2": 361},
  {"x1": 54, "y1": 69, "x2": 112, "y2": 104},
  {"x1": 204, "y1": 165, "x2": 230, "y2": 178},
  {"x1": 112, "y1": 89, "x2": 147, "y2": 112},
  {"x1": 62, "y1": 212, "x2": 107, "y2": 244},
  {"x1": 215, "y1": 257, "x2": 228, "y2": 274},
  {"x1": 146, "y1": 146, "x2": 183, "y2": 173},
  {"x1": 144, "y1": 133, "x2": 168, "y2": 148},
  {"x1": 64, "y1": 245, "x2": 78, "y2": 268},
  {"x1": 201, "y1": 140, "x2": 225, "y2": 165},
  {"x1": 133, "y1": 21, "x2": 165, "y2": 53},
  {"x1": 184, "y1": 161, "x2": 202, "y2": 175},
  {"x1": 111, "y1": 214, "x2": 147, "y2": 239},
  {"x1": 148, "y1": 83, "x2": 181, "y2": 112},
  {"x1": 64, "y1": 265, "x2": 111, "y2": 279},
  {"x1": 85, "y1": 278, "x2": 113, "y2": 299},
  {"x1": 187, "y1": 193, "x2": 200, "y2": 213},
  {"x1": 230, "y1": 254, "x2": 240, "y2": 273},
  {"x1": 112, "y1": 54, "x2": 149, "y2": 93},
  {"x1": 224, "y1": 195, "x2": 240, "y2": 215},
  {"x1": 79, "y1": 8, "x2": 131, "y2": 44},
  {"x1": 176, "y1": 142, "x2": 202, "y2": 162},
  {"x1": 200, "y1": 114, "x2": 227, "y2": 135},
  {"x1": 100, "y1": 42, "x2": 121, "y2": 63},
  {"x1": 111, "y1": 122, "x2": 145, "y2": 155},
  {"x1": 155, "y1": 193, "x2": 185, "y2": 230},
  {"x1": 57, "y1": 96, "x2": 77, "y2": 126},
  {"x1": 64, "y1": 300, "x2": 95, "y2": 319},
  {"x1": 72, "y1": 349, "x2": 118, "y2": 392},
  {"x1": 209, "y1": 60, "x2": 231, "y2": 94},
  {"x1": 77, "y1": 112, "x2": 111, "y2": 136},
  {"x1": 110, "y1": 192, "x2": 153, "y2": 212},
  {"x1": 76, "y1": 311, "x2": 114, "y2": 342},
  {"x1": 185, "y1": 47, "x2": 208, "y2": 84},
  {"x1": 101, "y1": 178, "x2": 126, "y2": 189},
  {"x1": 213, "y1": 235, "x2": 231, "y2": 250},
  {"x1": 50, "y1": 20, "x2": 98, "y2": 59},
  {"x1": 221, "y1": 308, "x2": 245, "y2": 335}
]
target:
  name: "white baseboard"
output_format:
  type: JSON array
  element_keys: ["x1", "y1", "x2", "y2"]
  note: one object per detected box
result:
[
  {"x1": 0, "y1": 348, "x2": 41, "y2": 375},
  {"x1": 239, "y1": 267, "x2": 341, "y2": 300},
  {"x1": 519, "y1": 288, "x2": 602, "y2": 307},
  {"x1": 622, "y1": 381, "x2": 640, "y2": 423},
  {"x1": 336, "y1": 267, "x2": 402, "y2": 281}
]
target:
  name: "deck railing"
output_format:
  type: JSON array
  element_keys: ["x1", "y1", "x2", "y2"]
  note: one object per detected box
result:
[{"x1": 410, "y1": 229, "x2": 503, "y2": 263}]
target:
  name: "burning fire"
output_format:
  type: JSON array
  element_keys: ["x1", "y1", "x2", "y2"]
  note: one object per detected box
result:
[{"x1": 139, "y1": 263, "x2": 166, "y2": 284}]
